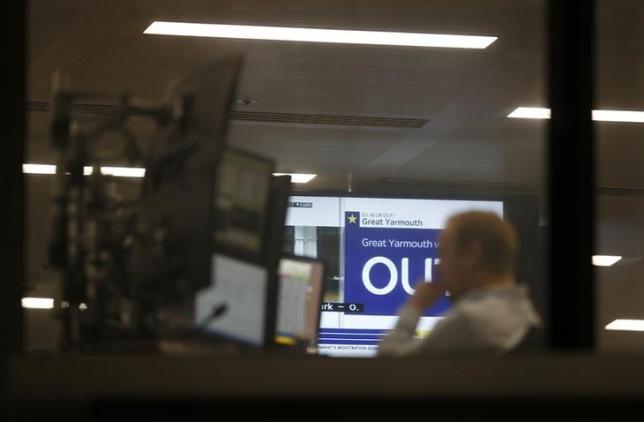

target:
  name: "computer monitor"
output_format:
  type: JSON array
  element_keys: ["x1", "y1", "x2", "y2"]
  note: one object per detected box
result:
[
  {"x1": 275, "y1": 256, "x2": 325, "y2": 347},
  {"x1": 129, "y1": 56, "x2": 242, "y2": 305},
  {"x1": 194, "y1": 253, "x2": 269, "y2": 347},
  {"x1": 193, "y1": 174, "x2": 290, "y2": 348},
  {"x1": 213, "y1": 148, "x2": 275, "y2": 259}
]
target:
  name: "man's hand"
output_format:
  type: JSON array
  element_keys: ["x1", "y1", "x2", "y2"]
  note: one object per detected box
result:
[{"x1": 409, "y1": 281, "x2": 446, "y2": 312}]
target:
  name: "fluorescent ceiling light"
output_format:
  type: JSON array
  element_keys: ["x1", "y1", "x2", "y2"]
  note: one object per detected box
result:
[
  {"x1": 22, "y1": 164, "x2": 56, "y2": 175},
  {"x1": 144, "y1": 21, "x2": 497, "y2": 49},
  {"x1": 508, "y1": 107, "x2": 644, "y2": 123},
  {"x1": 507, "y1": 107, "x2": 551, "y2": 119},
  {"x1": 25, "y1": 164, "x2": 309, "y2": 182},
  {"x1": 100, "y1": 166, "x2": 146, "y2": 178},
  {"x1": 273, "y1": 173, "x2": 317, "y2": 184},
  {"x1": 84, "y1": 166, "x2": 145, "y2": 178},
  {"x1": 23, "y1": 164, "x2": 145, "y2": 178},
  {"x1": 605, "y1": 319, "x2": 644, "y2": 332},
  {"x1": 22, "y1": 297, "x2": 54, "y2": 309},
  {"x1": 592, "y1": 110, "x2": 644, "y2": 123},
  {"x1": 593, "y1": 255, "x2": 622, "y2": 267}
]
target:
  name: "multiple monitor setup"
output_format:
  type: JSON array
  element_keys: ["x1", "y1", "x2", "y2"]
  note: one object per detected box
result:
[
  {"x1": 133, "y1": 57, "x2": 330, "y2": 352},
  {"x1": 195, "y1": 254, "x2": 325, "y2": 349},
  {"x1": 48, "y1": 55, "x2": 538, "y2": 357},
  {"x1": 48, "y1": 55, "x2": 325, "y2": 351},
  {"x1": 196, "y1": 192, "x2": 514, "y2": 357},
  {"x1": 199, "y1": 193, "x2": 517, "y2": 357}
]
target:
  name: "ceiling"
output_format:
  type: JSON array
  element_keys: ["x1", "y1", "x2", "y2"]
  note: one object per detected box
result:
[
  {"x1": 27, "y1": 0, "x2": 548, "y2": 191},
  {"x1": 23, "y1": 0, "x2": 644, "y2": 351},
  {"x1": 26, "y1": 0, "x2": 644, "y2": 191}
]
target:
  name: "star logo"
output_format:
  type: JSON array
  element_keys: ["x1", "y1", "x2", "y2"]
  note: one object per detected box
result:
[{"x1": 347, "y1": 214, "x2": 357, "y2": 224}]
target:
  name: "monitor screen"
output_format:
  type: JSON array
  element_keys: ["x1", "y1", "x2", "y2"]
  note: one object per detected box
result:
[
  {"x1": 194, "y1": 253, "x2": 268, "y2": 346},
  {"x1": 284, "y1": 195, "x2": 504, "y2": 357},
  {"x1": 131, "y1": 57, "x2": 243, "y2": 302},
  {"x1": 214, "y1": 148, "x2": 274, "y2": 256},
  {"x1": 275, "y1": 257, "x2": 324, "y2": 346}
]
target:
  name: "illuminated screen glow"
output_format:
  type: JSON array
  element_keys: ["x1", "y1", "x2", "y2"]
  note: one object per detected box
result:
[{"x1": 284, "y1": 196, "x2": 504, "y2": 357}]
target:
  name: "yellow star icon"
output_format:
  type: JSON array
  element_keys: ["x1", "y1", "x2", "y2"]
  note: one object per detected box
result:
[{"x1": 347, "y1": 214, "x2": 357, "y2": 224}]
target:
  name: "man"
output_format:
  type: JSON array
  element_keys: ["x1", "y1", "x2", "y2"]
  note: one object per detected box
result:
[{"x1": 378, "y1": 211, "x2": 541, "y2": 357}]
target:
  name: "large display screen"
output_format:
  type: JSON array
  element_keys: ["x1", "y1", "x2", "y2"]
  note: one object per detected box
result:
[{"x1": 284, "y1": 195, "x2": 504, "y2": 357}]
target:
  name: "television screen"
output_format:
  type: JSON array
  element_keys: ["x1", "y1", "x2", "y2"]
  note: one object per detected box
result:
[{"x1": 284, "y1": 195, "x2": 504, "y2": 357}]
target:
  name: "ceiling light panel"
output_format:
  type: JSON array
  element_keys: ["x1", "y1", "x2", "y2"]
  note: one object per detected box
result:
[{"x1": 144, "y1": 21, "x2": 497, "y2": 49}]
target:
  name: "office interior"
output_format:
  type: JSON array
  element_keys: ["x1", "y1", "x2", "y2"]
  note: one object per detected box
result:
[{"x1": 4, "y1": 0, "x2": 644, "y2": 419}]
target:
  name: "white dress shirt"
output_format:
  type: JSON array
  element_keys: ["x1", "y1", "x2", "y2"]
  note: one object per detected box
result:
[{"x1": 378, "y1": 283, "x2": 541, "y2": 357}]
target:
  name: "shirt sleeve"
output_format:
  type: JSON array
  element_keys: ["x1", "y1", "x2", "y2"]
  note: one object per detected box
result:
[
  {"x1": 378, "y1": 305, "x2": 494, "y2": 357},
  {"x1": 377, "y1": 303, "x2": 423, "y2": 357},
  {"x1": 416, "y1": 311, "x2": 485, "y2": 355}
]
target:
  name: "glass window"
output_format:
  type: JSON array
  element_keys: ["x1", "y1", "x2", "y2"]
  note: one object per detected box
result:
[
  {"x1": 596, "y1": 0, "x2": 644, "y2": 351},
  {"x1": 24, "y1": 0, "x2": 546, "y2": 356}
]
